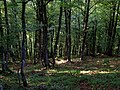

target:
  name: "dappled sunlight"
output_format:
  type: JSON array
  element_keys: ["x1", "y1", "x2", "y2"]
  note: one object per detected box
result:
[
  {"x1": 80, "y1": 70, "x2": 119, "y2": 75},
  {"x1": 99, "y1": 71, "x2": 112, "y2": 74},
  {"x1": 34, "y1": 69, "x2": 42, "y2": 72},
  {"x1": 110, "y1": 65, "x2": 115, "y2": 68},
  {"x1": 80, "y1": 70, "x2": 108, "y2": 75},
  {"x1": 47, "y1": 69, "x2": 57, "y2": 74},
  {"x1": 56, "y1": 59, "x2": 68, "y2": 65},
  {"x1": 57, "y1": 70, "x2": 70, "y2": 74}
]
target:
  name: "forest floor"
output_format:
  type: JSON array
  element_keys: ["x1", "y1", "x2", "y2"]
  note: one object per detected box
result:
[{"x1": 0, "y1": 56, "x2": 120, "y2": 90}]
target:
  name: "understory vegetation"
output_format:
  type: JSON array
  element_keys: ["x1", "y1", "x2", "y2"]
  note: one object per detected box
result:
[{"x1": 0, "y1": 57, "x2": 120, "y2": 90}]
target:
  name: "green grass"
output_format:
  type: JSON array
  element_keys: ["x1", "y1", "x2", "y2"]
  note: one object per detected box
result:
[{"x1": 78, "y1": 72, "x2": 120, "y2": 90}]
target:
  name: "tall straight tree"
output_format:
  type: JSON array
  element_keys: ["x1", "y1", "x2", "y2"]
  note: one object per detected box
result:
[
  {"x1": 92, "y1": 19, "x2": 97, "y2": 57},
  {"x1": 64, "y1": 0, "x2": 72, "y2": 62},
  {"x1": 111, "y1": 1, "x2": 120, "y2": 54},
  {"x1": 107, "y1": 1, "x2": 116, "y2": 56},
  {"x1": 3, "y1": 0, "x2": 11, "y2": 72},
  {"x1": 81, "y1": 0, "x2": 90, "y2": 60},
  {"x1": 21, "y1": 0, "x2": 28, "y2": 87},
  {"x1": 0, "y1": 8, "x2": 5, "y2": 72},
  {"x1": 36, "y1": 0, "x2": 43, "y2": 64},
  {"x1": 43, "y1": 5, "x2": 49, "y2": 67},
  {"x1": 52, "y1": 0, "x2": 63, "y2": 68},
  {"x1": 36, "y1": 0, "x2": 53, "y2": 68}
]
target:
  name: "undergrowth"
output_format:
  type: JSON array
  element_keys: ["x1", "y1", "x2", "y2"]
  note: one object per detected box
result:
[{"x1": 0, "y1": 57, "x2": 120, "y2": 90}]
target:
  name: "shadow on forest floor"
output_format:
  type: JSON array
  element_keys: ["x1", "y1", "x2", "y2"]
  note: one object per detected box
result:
[{"x1": 0, "y1": 56, "x2": 120, "y2": 90}]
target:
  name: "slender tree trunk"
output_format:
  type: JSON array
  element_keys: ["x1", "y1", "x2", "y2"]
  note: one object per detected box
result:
[
  {"x1": 52, "y1": 1, "x2": 63, "y2": 68},
  {"x1": 111, "y1": 1, "x2": 120, "y2": 54},
  {"x1": 117, "y1": 37, "x2": 120, "y2": 54},
  {"x1": 68, "y1": 7, "x2": 71, "y2": 62},
  {"x1": 50, "y1": 29, "x2": 54, "y2": 58},
  {"x1": 3, "y1": 0, "x2": 11, "y2": 72},
  {"x1": 81, "y1": 0, "x2": 90, "y2": 60},
  {"x1": 34, "y1": 31, "x2": 37, "y2": 64},
  {"x1": 0, "y1": 8, "x2": 5, "y2": 72},
  {"x1": 59, "y1": 43, "x2": 62, "y2": 57},
  {"x1": 78, "y1": 15, "x2": 81, "y2": 57},
  {"x1": 21, "y1": 0, "x2": 28, "y2": 87},
  {"x1": 64, "y1": 0, "x2": 72, "y2": 62},
  {"x1": 107, "y1": 2, "x2": 116, "y2": 56},
  {"x1": 29, "y1": 38, "x2": 32, "y2": 58},
  {"x1": 92, "y1": 20, "x2": 97, "y2": 57}
]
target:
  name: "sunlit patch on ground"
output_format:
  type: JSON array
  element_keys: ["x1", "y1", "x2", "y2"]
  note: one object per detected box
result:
[{"x1": 56, "y1": 59, "x2": 68, "y2": 64}]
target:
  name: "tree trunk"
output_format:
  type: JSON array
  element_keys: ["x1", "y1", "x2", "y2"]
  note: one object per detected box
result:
[
  {"x1": 21, "y1": 0, "x2": 28, "y2": 87},
  {"x1": 50, "y1": 29, "x2": 54, "y2": 58},
  {"x1": 107, "y1": 2, "x2": 116, "y2": 56},
  {"x1": 0, "y1": 8, "x2": 5, "y2": 72},
  {"x1": 117, "y1": 37, "x2": 120, "y2": 54},
  {"x1": 43, "y1": 2, "x2": 50, "y2": 68},
  {"x1": 36, "y1": 0, "x2": 43, "y2": 63},
  {"x1": 29, "y1": 38, "x2": 32, "y2": 58},
  {"x1": 68, "y1": 7, "x2": 71, "y2": 62},
  {"x1": 64, "y1": 0, "x2": 72, "y2": 62},
  {"x1": 3, "y1": 0, "x2": 11, "y2": 72},
  {"x1": 34, "y1": 31, "x2": 37, "y2": 64},
  {"x1": 111, "y1": 1, "x2": 120, "y2": 54},
  {"x1": 36, "y1": 0, "x2": 51, "y2": 68},
  {"x1": 52, "y1": 1, "x2": 63, "y2": 68},
  {"x1": 81, "y1": 0, "x2": 90, "y2": 60},
  {"x1": 92, "y1": 20, "x2": 97, "y2": 57}
]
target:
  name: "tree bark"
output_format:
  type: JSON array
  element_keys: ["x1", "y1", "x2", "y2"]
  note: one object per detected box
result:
[
  {"x1": 21, "y1": 0, "x2": 28, "y2": 87},
  {"x1": 107, "y1": 2, "x2": 116, "y2": 56},
  {"x1": 3, "y1": 0, "x2": 11, "y2": 72},
  {"x1": 117, "y1": 37, "x2": 120, "y2": 54},
  {"x1": 111, "y1": 1, "x2": 120, "y2": 54},
  {"x1": 52, "y1": 1, "x2": 63, "y2": 67},
  {"x1": 81, "y1": 0, "x2": 90, "y2": 60},
  {"x1": 34, "y1": 31, "x2": 37, "y2": 64},
  {"x1": 0, "y1": 8, "x2": 5, "y2": 72},
  {"x1": 64, "y1": 0, "x2": 72, "y2": 62},
  {"x1": 36, "y1": 0, "x2": 52, "y2": 68},
  {"x1": 92, "y1": 20, "x2": 97, "y2": 57}
]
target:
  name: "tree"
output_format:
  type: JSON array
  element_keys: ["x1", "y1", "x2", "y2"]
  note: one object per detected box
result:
[
  {"x1": 3, "y1": 0, "x2": 12, "y2": 73},
  {"x1": 81, "y1": 0, "x2": 90, "y2": 60},
  {"x1": 0, "y1": 8, "x2": 5, "y2": 72},
  {"x1": 20, "y1": 0, "x2": 28, "y2": 87},
  {"x1": 64, "y1": 0, "x2": 72, "y2": 62},
  {"x1": 36, "y1": 0, "x2": 53, "y2": 68},
  {"x1": 52, "y1": 0, "x2": 63, "y2": 68}
]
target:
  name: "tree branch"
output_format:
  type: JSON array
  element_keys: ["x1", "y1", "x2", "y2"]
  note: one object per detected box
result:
[
  {"x1": 45, "y1": 0, "x2": 53, "y2": 6},
  {"x1": 25, "y1": 0, "x2": 32, "y2": 4},
  {"x1": 89, "y1": 2, "x2": 98, "y2": 10}
]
